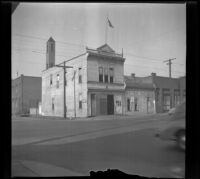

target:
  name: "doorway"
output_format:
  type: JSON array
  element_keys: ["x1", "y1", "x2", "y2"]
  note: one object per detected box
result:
[
  {"x1": 91, "y1": 94, "x2": 96, "y2": 116},
  {"x1": 107, "y1": 95, "x2": 114, "y2": 115}
]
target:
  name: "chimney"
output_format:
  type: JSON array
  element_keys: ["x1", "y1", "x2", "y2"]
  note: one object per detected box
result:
[
  {"x1": 131, "y1": 73, "x2": 135, "y2": 78},
  {"x1": 151, "y1": 73, "x2": 156, "y2": 77}
]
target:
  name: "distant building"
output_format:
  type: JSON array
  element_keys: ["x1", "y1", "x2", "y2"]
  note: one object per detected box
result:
[
  {"x1": 41, "y1": 37, "x2": 186, "y2": 118},
  {"x1": 12, "y1": 75, "x2": 42, "y2": 116},
  {"x1": 124, "y1": 73, "x2": 186, "y2": 114},
  {"x1": 135, "y1": 73, "x2": 186, "y2": 113}
]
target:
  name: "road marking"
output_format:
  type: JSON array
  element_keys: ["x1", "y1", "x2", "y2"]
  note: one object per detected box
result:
[
  {"x1": 13, "y1": 160, "x2": 83, "y2": 177},
  {"x1": 35, "y1": 126, "x2": 155, "y2": 145}
]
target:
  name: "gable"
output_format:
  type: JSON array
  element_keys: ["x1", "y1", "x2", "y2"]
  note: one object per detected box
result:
[{"x1": 97, "y1": 44, "x2": 115, "y2": 53}]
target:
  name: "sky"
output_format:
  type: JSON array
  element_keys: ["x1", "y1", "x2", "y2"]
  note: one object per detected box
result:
[{"x1": 12, "y1": 3, "x2": 186, "y2": 79}]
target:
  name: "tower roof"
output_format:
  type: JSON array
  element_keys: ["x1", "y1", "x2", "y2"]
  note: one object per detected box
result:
[{"x1": 48, "y1": 37, "x2": 55, "y2": 42}]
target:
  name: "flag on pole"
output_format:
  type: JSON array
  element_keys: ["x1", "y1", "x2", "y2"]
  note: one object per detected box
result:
[{"x1": 107, "y1": 18, "x2": 114, "y2": 28}]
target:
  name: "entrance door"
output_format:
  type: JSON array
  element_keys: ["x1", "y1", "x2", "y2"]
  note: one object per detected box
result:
[
  {"x1": 147, "y1": 97, "x2": 154, "y2": 114},
  {"x1": 107, "y1": 95, "x2": 114, "y2": 115},
  {"x1": 100, "y1": 98, "x2": 107, "y2": 115},
  {"x1": 91, "y1": 94, "x2": 96, "y2": 116},
  {"x1": 115, "y1": 95, "x2": 122, "y2": 114}
]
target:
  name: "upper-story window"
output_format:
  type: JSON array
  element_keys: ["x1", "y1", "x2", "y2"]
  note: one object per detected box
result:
[
  {"x1": 109, "y1": 67, "x2": 114, "y2": 83},
  {"x1": 56, "y1": 74, "x2": 60, "y2": 88},
  {"x1": 51, "y1": 43, "x2": 53, "y2": 52},
  {"x1": 52, "y1": 98, "x2": 55, "y2": 111},
  {"x1": 79, "y1": 93, "x2": 82, "y2": 109},
  {"x1": 99, "y1": 67, "x2": 103, "y2": 82},
  {"x1": 78, "y1": 67, "x2": 82, "y2": 83},
  {"x1": 104, "y1": 68, "x2": 108, "y2": 83},
  {"x1": 50, "y1": 74, "x2": 53, "y2": 86}
]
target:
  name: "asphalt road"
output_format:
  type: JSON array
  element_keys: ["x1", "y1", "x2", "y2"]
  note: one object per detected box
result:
[{"x1": 12, "y1": 115, "x2": 185, "y2": 178}]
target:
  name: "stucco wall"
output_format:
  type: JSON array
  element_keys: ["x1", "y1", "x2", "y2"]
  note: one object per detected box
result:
[
  {"x1": 42, "y1": 67, "x2": 64, "y2": 117},
  {"x1": 41, "y1": 54, "x2": 88, "y2": 118},
  {"x1": 125, "y1": 88, "x2": 155, "y2": 114},
  {"x1": 65, "y1": 54, "x2": 88, "y2": 118}
]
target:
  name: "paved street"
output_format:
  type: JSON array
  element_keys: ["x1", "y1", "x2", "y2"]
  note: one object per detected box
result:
[{"x1": 12, "y1": 115, "x2": 185, "y2": 178}]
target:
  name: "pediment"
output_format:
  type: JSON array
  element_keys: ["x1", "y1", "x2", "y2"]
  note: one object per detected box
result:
[{"x1": 97, "y1": 44, "x2": 115, "y2": 53}]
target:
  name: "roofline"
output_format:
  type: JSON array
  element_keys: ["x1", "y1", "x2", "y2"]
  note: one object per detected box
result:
[
  {"x1": 86, "y1": 47, "x2": 123, "y2": 57},
  {"x1": 125, "y1": 85, "x2": 154, "y2": 90},
  {"x1": 12, "y1": 75, "x2": 41, "y2": 81},
  {"x1": 42, "y1": 52, "x2": 87, "y2": 73}
]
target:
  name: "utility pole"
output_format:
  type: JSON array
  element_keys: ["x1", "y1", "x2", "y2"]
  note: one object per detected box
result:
[
  {"x1": 73, "y1": 70, "x2": 76, "y2": 118},
  {"x1": 163, "y1": 58, "x2": 176, "y2": 78},
  {"x1": 56, "y1": 62, "x2": 73, "y2": 119},
  {"x1": 55, "y1": 53, "x2": 86, "y2": 119}
]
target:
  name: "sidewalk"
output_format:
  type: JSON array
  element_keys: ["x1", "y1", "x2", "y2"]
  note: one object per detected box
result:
[{"x1": 12, "y1": 113, "x2": 169, "y2": 121}]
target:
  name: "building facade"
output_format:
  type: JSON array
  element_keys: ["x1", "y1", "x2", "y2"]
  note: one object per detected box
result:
[
  {"x1": 41, "y1": 37, "x2": 186, "y2": 118},
  {"x1": 12, "y1": 75, "x2": 42, "y2": 115},
  {"x1": 42, "y1": 38, "x2": 126, "y2": 117},
  {"x1": 124, "y1": 74, "x2": 156, "y2": 115}
]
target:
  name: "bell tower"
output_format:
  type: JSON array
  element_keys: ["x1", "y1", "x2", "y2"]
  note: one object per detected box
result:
[{"x1": 46, "y1": 37, "x2": 55, "y2": 69}]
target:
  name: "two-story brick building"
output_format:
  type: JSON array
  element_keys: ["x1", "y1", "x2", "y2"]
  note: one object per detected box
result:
[
  {"x1": 12, "y1": 75, "x2": 41, "y2": 116},
  {"x1": 41, "y1": 37, "x2": 125, "y2": 117}
]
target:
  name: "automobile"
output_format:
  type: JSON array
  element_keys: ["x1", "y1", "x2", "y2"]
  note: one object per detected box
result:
[{"x1": 155, "y1": 101, "x2": 185, "y2": 151}]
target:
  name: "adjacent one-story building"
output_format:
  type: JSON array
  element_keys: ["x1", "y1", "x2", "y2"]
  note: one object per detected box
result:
[
  {"x1": 41, "y1": 37, "x2": 186, "y2": 118},
  {"x1": 126, "y1": 73, "x2": 186, "y2": 113},
  {"x1": 124, "y1": 74, "x2": 156, "y2": 115},
  {"x1": 12, "y1": 75, "x2": 42, "y2": 116}
]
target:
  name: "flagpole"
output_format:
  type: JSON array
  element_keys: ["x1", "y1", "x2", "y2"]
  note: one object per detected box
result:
[{"x1": 105, "y1": 13, "x2": 108, "y2": 44}]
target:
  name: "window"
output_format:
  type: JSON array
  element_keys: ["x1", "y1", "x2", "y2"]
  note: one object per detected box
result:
[
  {"x1": 99, "y1": 67, "x2": 103, "y2": 82},
  {"x1": 109, "y1": 68, "x2": 114, "y2": 83},
  {"x1": 174, "y1": 89, "x2": 180, "y2": 106},
  {"x1": 51, "y1": 43, "x2": 53, "y2": 52},
  {"x1": 47, "y1": 44, "x2": 48, "y2": 53},
  {"x1": 156, "y1": 88, "x2": 160, "y2": 102},
  {"x1": 79, "y1": 93, "x2": 82, "y2": 109},
  {"x1": 163, "y1": 88, "x2": 171, "y2": 111},
  {"x1": 134, "y1": 97, "x2": 138, "y2": 111},
  {"x1": 50, "y1": 74, "x2": 53, "y2": 86},
  {"x1": 127, "y1": 98, "x2": 130, "y2": 111},
  {"x1": 78, "y1": 67, "x2": 82, "y2": 83},
  {"x1": 104, "y1": 68, "x2": 108, "y2": 83},
  {"x1": 52, "y1": 98, "x2": 54, "y2": 111},
  {"x1": 56, "y1": 74, "x2": 60, "y2": 88},
  {"x1": 183, "y1": 90, "x2": 186, "y2": 102}
]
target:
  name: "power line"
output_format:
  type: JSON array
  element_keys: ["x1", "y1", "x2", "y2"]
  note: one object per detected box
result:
[
  {"x1": 12, "y1": 48, "x2": 78, "y2": 59},
  {"x1": 124, "y1": 63, "x2": 185, "y2": 74},
  {"x1": 13, "y1": 34, "x2": 186, "y2": 66},
  {"x1": 124, "y1": 52, "x2": 164, "y2": 62},
  {"x1": 13, "y1": 34, "x2": 86, "y2": 48},
  {"x1": 163, "y1": 58, "x2": 176, "y2": 78},
  {"x1": 13, "y1": 48, "x2": 185, "y2": 74}
]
